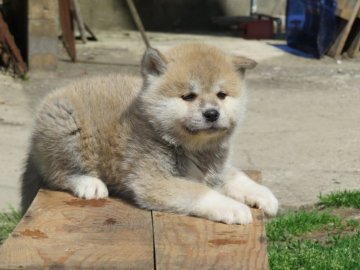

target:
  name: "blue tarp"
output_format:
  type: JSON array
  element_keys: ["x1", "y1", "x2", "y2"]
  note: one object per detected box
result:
[{"x1": 286, "y1": 0, "x2": 337, "y2": 58}]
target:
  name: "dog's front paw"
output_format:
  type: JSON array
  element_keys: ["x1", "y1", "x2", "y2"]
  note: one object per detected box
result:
[
  {"x1": 192, "y1": 191, "x2": 253, "y2": 224},
  {"x1": 69, "y1": 175, "x2": 109, "y2": 199},
  {"x1": 221, "y1": 172, "x2": 279, "y2": 216},
  {"x1": 244, "y1": 185, "x2": 278, "y2": 216}
]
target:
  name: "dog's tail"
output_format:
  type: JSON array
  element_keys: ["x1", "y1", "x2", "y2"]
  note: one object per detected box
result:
[{"x1": 20, "y1": 154, "x2": 42, "y2": 215}]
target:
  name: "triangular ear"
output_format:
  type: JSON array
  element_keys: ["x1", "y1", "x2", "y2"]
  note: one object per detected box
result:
[
  {"x1": 232, "y1": 55, "x2": 257, "y2": 72},
  {"x1": 141, "y1": 47, "x2": 168, "y2": 78}
]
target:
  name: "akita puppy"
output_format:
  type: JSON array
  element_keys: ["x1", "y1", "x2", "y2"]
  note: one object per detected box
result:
[{"x1": 21, "y1": 44, "x2": 278, "y2": 224}]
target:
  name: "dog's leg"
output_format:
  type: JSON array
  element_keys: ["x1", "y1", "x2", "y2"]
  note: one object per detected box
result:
[
  {"x1": 127, "y1": 173, "x2": 253, "y2": 224},
  {"x1": 62, "y1": 175, "x2": 109, "y2": 199},
  {"x1": 217, "y1": 168, "x2": 278, "y2": 216}
]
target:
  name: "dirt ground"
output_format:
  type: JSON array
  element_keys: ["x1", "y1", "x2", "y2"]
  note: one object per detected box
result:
[{"x1": 0, "y1": 31, "x2": 359, "y2": 212}]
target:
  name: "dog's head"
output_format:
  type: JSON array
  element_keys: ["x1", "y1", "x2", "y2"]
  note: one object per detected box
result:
[{"x1": 139, "y1": 44, "x2": 256, "y2": 150}]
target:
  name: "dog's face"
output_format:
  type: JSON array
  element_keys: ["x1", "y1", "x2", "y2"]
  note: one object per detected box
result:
[{"x1": 140, "y1": 44, "x2": 256, "y2": 150}]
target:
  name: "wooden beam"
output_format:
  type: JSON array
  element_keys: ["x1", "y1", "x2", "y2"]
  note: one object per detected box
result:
[
  {"x1": 328, "y1": 0, "x2": 360, "y2": 58},
  {"x1": 153, "y1": 208, "x2": 268, "y2": 270},
  {"x1": 0, "y1": 189, "x2": 154, "y2": 269},
  {"x1": 59, "y1": 0, "x2": 76, "y2": 62},
  {"x1": 0, "y1": 170, "x2": 268, "y2": 269}
]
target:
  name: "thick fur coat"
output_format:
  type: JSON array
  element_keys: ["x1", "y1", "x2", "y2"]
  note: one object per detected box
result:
[{"x1": 21, "y1": 44, "x2": 278, "y2": 224}]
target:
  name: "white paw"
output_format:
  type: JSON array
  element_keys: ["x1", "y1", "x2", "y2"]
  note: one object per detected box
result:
[
  {"x1": 221, "y1": 172, "x2": 279, "y2": 216},
  {"x1": 192, "y1": 190, "x2": 253, "y2": 225},
  {"x1": 67, "y1": 175, "x2": 109, "y2": 199},
  {"x1": 244, "y1": 185, "x2": 279, "y2": 216}
]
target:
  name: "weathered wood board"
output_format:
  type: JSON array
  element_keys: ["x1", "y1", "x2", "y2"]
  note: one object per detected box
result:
[
  {"x1": 0, "y1": 189, "x2": 154, "y2": 269},
  {"x1": 0, "y1": 170, "x2": 268, "y2": 269},
  {"x1": 153, "y1": 208, "x2": 268, "y2": 270}
]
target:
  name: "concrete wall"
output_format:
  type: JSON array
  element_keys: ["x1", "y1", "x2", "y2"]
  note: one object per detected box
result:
[
  {"x1": 78, "y1": 0, "x2": 135, "y2": 30},
  {"x1": 134, "y1": 0, "x2": 223, "y2": 31},
  {"x1": 77, "y1": 0, "x2": 286, "y2": 31},
  {"x1": 28, "y1": 0, "x2": 58, "y2": 70}
]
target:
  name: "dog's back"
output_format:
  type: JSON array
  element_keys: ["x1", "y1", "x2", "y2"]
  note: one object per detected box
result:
[{"x1": 21, "y1": 74, "x2": 141, "y2": 213}]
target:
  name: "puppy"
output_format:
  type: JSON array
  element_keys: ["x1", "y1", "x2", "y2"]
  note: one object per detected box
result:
[{"x1": 21, "y1": 44, "x2": 278, "y2": 224}]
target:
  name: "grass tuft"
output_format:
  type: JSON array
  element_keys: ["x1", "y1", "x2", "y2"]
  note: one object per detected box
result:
[
  {"x1": 268, "y1": 232, "x2": 360, "y2": 270},
  {"x1": 267, "y1": 190, "x2": 360, "y2": 269},
  {"x1": 266, "y1": 210, "x2": 342, "y2": 242},
  {"x1": 0, "y1": 206, "x2": 21, "y2": 244},
  {"x1": 319, "y1": 190, "x2": 360, "y2": 209}
]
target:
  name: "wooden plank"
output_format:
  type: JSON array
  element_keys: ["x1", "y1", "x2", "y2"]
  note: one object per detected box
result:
[
  {"x1": 153, "y1": 170, "x2": 268, "y2": 270},
  {"x1": 328, "y1": 0, "x2": 360, "y2": 58},
  {"x1": 336, "y1": 0, "x2": 360, "y2": 20},
  {"x1": 153, "y1": 209, "x2": 268, "y2": 270},
  {"x1": 0, "y1": 170, "x2": 267, "y2": 269},
  {"x1": 0, "y1": 189, "x2": 154, "y2": 269},
  {"x1": 58, "y1": 0, "x2": 77, "y2": 62}
]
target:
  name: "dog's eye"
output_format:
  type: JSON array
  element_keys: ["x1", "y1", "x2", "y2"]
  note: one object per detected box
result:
[
  {"x1": 181, "y1": 93, "x2": 197, "y2": 101},
  {"x1": 217, "y1": 91, "x2": 227, "y2": 100}
]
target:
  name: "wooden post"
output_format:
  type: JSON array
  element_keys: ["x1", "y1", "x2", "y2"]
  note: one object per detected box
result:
[
  {"x1": 328, "y1": 0, "x2": 360, "y2": 58},
  {"x1": 59, "y1": 0, "x2": 77, "y2": 62}
]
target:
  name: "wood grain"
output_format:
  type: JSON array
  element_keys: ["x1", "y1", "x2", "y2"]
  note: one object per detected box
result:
[
  {"x1": 153, "y1": 209, "x2": 268, "y2": 270},
  {"x1": 152, "y1": 170, "x2": 268, "y2": 270},
  {"x1": 0, "y1": 189, "x2": 154, "y2": 269},
  {"x1": 0, "y1": 170, "x2": 268, "y2": 269}
]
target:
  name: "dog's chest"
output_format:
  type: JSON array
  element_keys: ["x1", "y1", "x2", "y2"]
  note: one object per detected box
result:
[
  {"x1": 186, "y1": 156, "x2": 205, "y2": 181},
  {"x1": 175, "y1": 149, "x2": 223, "y2": 182}
]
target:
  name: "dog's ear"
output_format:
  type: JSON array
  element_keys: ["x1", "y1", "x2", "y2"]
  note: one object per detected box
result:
[
  {"x1": 232, "y1": 55, "x2": 257, "y2": 73},
  {"x1": 141, "y1": 47, "x2": 168, "y2": 78}
]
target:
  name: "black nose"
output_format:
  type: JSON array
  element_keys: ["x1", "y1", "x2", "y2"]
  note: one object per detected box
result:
[{"x1": 203, "y1": 109, "x2": 219, "y2": 122}]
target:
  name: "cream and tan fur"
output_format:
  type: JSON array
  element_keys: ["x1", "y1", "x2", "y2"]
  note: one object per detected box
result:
[{"x1": 21, "y1": 44, "x2": 278, "y2": 224}]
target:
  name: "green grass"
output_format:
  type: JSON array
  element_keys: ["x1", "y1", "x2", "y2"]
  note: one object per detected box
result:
[
  {"x1": 319, "y1": 190, "x2": 360, "y2": 209},
  {"x1": 267, "y1": 210, "x2": 342, "y2": 241},
  {"x1": 269, "y1": 232, "x2": 360, "y2": 270},
  {"x1": 267, "y1": 190, "x2": 360, "y2": 270},
  {"x1": 0, "y1": 207, "x2": 21, "y2": 245}
]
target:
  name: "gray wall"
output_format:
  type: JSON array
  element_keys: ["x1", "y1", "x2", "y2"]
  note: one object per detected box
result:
[
  {"x1": 78, "y1": 0, "x2": 135, "y2": 30},
  {"x1": 77, "y1": 0, "x2": 286, "y2": 31}
]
